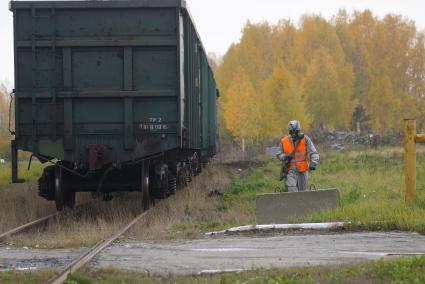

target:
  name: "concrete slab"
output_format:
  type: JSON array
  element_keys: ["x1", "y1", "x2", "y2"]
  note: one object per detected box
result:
[{"x1": 256, "y1": 189, "x2": 340, "y2": 224}]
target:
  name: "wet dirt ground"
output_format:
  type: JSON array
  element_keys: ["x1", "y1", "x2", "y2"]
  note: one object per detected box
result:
[
  {"x1": 1, "y1": 231, "x2": 425, "y2": 275},
  {"x1": 0, "y1": 245, "x2": 87, "y2": 272}
]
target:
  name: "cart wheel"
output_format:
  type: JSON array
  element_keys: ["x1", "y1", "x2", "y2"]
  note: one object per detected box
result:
[
  {"x1": 141, "y1": 161, "x2": 151, "y2": 210},
  {"x1": 66, "y1": 189, "x2": 76, "y2": 209},
  {"x1": 54, "y1": 166, "x2": 75, "y2": 211},
  {"x1": 54, "y1": 167, "x2": 65, "y2": 211},
  {"x1": 191, "y1": 152, "x2": 201, "y2": 176}
]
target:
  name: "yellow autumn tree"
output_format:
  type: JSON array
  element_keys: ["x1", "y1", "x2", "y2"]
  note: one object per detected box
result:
[
  {"x1": 236, "y1": 22, "x2": 273, "y2": 92},
  {"x1": 0, "y1": 89, "x2": 8, "y2": 133},
  {"x1": 270, "y1": 20, "x2": 296, "y2": 68},
  {"x1": 288, "y1": 16, "x2": 347, "y2": 79},
  {"x1": 408, "y1": 33, "x2": 425, "y2": 130},
  {"x1": 0, "y1": 86, "x2": 11, "y2": 157},
  {"x1": 223, "y1": 67, "x2": 259, "y2": 150},
  {"x1": 361, "y1": 14, "x2": 419, "y2": 132},
  {"x1": 262, "y1": 63, "x2": 310, "y2": 138},
  {"x1": 303, "y1": 48, "x2": 355, "y2": 130},
  {"x1": 215, "y1": 44, "x2": 240, "y2": 99},
  {"x1": 364, "y1": 75, "x2": 400, "y2": 132},
  {"x1": 334, "y1": 10, "x2": 375, "y2": 130},
  {"x1": 216, "y1": 10, "x2": 425, "y2": 143}
]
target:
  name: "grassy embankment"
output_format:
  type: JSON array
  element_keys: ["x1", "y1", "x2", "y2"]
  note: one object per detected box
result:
[
  {"x1": 159, "y1": 146, "x2": 425, "y2": 237},
  {"x1": 1, "y1": 147, "x2": 425, "y2": 282},
  {"x1": 1, "y1": 146, "x2": 425, "y2": 245},
  {"x1": 0, "y1": 161, "x2": 44, "y2": 187},
  {"x1": 0, "y1": 160, "x2": 57, "y2": 238},
  {"x1": 0, "y1": 151, "x2": 249, "y2": 247},
  {"x1": 65, "y1": 256, "x2": 425, "y2": 283},
  {"x1": 1, "y1": 256, "x2": 424, "y2": 283},
  {"x1": 299, "y1": 146, "x2": 425, "y2": 231},
  {"x1": 0, "y1": 160, "x2": 145, "y2": 248}
]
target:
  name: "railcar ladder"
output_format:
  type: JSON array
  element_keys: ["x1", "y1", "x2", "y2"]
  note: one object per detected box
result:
[{"x1": 30, "y1": 6, "x2": 58, "y2": 145}]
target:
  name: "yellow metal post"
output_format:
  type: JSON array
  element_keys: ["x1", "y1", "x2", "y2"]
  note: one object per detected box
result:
[{"x1": 404, "y1": 119, "x2": 416, "y2": 202}]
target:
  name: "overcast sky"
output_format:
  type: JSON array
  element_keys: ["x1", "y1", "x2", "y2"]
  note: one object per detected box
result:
[{"x1": 1, "y1": 0, "x2": 425, "y2": 86}]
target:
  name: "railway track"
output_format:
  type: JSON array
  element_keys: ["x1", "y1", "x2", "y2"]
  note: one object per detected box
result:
[
  {"x1": 0, "y1": 202, "x2": 93, "y2": 242},
  {"x1": 47, "y1": 210, "x2": 149, "y2": 284},
  {"x1": 0, "y1": 202, "x2": 151, "y2": 284},
  {"x1": 0, "y1": 212, "x2": 59, "y2": 242}
]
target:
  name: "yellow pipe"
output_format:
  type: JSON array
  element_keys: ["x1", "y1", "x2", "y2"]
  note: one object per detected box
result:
[
  {"x1": 415, "y1": 134, "x2": 425, "y2": 143},
  {"x1": 405, "y1": 119, "x2": 416, "y2": 202}
]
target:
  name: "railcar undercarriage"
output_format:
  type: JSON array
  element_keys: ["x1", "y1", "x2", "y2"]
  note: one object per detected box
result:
[{"x1": 37, "y1": 151, "x2": 204, "y2": 211}]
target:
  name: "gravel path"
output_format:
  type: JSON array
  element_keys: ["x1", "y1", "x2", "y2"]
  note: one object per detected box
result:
[
  {"x1": 0, "y1": 246, "x2": 87, "y2": 272},
  {"x1": 92, "y1": 232, "x2": 425, "y2": 275},
  {"x1": 1, "y1": 232, "x2": 425, "y2": 275}
]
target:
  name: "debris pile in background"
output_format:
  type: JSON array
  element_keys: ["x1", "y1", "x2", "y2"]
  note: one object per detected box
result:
[
  {"x1": 266, "y1": 131, "x2": 402, "y2": 155},
  {"x1": 320, "y1": 131, "x2": 381, "y2": 150}
]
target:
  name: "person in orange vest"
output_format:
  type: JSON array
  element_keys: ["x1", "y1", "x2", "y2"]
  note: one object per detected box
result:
[{"x1": 277, "y1": 120, "x2": 319, "y2": 192}]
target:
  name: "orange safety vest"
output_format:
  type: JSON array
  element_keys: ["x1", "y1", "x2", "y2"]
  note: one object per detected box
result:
[{"x1": 281, "y1": 136, "x2": 309, "y2": 172}]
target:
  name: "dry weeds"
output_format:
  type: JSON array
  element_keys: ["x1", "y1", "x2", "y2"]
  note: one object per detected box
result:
[
  {"x1": 0, "y1": 146, "x2": 255, "y2": 247},
  {"x1": 6, "y1": 193, "x2": 143, "y2": 248},
  {"x1": 0, "y1": 182, "x2": 56, "y2": 233},
  {"x1": 129, "y1": 152, "x2": 254, "y2": 240},
  {"x1": 0, "y1": 178, "x2": 145, "y2": 248}
]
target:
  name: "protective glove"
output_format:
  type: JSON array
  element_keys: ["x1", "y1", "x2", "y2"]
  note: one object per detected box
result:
[
  {"x1": 309, "y1": 162, "x2": 318, "y2": 171},
  {"x1": 284, "y1": 154, "x2": 294, "y2": 161}
]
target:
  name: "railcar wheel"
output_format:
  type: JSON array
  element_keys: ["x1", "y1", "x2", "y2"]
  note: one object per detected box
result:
[
  {"x1": 182, "y1": 162, "x2": 192, "y2": 186},
  {"x1": 168, "y1": 174, "x2": 177, "y2": 195},
  {"x1": 191, "y1": 152, "x2": 201, "y2": 176},
  {"x1": 156, "y1": 173, "x2": 169, "y2": 199},
  {"x1": 67, "y1": 188, "x2": 76, "y2": 209},
  {"x1": 54, "y1": 167, "x2": 64, "y2": 211},
  {"x1": 54, "y1": 166, "x2": 75, "y2": 211},
  {"x1": 141, "y1": 161, "x2": 151, "y2": 211},
  {"x1": 38, "y1": 165, "x2": 56, "y2": 201},
  {"x1": 176, "y1": 163, "x2": 185, "y2": 189}
]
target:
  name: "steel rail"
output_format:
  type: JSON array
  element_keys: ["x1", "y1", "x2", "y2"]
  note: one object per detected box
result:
[
  {"x1": 0, "y1": 212, "x2": 59, "y2": 241},
  {"x1": 47, "y1": 210, "x2": 149, "y2": 284},
  {"x1": 0, "y1": 202, "x2": 94, "y2": 242}
]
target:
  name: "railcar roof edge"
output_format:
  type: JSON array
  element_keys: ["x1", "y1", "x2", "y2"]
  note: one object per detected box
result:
[
  {"x1": 9, "y1": 0, "x2": 186, "y2": 10},
  {"x1": 8, "y1": 0, "x2": 215, "y2": 80}
]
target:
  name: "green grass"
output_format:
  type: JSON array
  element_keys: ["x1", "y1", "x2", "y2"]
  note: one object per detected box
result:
[
  {"x1": 60, "y1": 256, "x2": 425, "y2": 283},
  {"x1": 300, "y1": 148, "x2": 425, "y2": 232},
  {"x1": 0, "y1": 269, "x2": 55, "y2": 284},
  {"x1": 2, "y1": 255, "x2": 423, "y2": 283},
  {"x1": 211, "y1": 147, "x2": 425, "y2": 234},
  {"x1": 0, "y1": 160, "x2": 45, "y2": 187}
]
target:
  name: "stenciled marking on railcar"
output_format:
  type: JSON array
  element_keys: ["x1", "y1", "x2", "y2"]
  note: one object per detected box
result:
[
  {"x1": 148, "y1": 117, "x2": 163, "y2": 123},
  {"x1": 139, "y1": 117, "x2": 169, "y2": 131}
]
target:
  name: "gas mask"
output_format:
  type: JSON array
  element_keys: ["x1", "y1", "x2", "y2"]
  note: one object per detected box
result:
[
  {"x1": 288, "y1": 120, "x2": 304, "y2": 140},
  {"x1": 289, "y1": 129, "x2": 304, "y2": 140}
]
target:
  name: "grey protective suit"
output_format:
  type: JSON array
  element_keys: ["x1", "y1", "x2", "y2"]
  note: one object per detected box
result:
[{"x1": 277, "y1": 136, "x2": 319, "y2": 192}]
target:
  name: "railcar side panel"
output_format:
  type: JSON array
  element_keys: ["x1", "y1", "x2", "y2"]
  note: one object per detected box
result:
[{"x1": 10, "y1": 1, "x2": 218, "y2": 205}]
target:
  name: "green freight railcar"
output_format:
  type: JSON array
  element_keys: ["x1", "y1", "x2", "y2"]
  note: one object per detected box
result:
[{"x1": 9, "y1": 0, "x2": 219, "y2": 210}]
